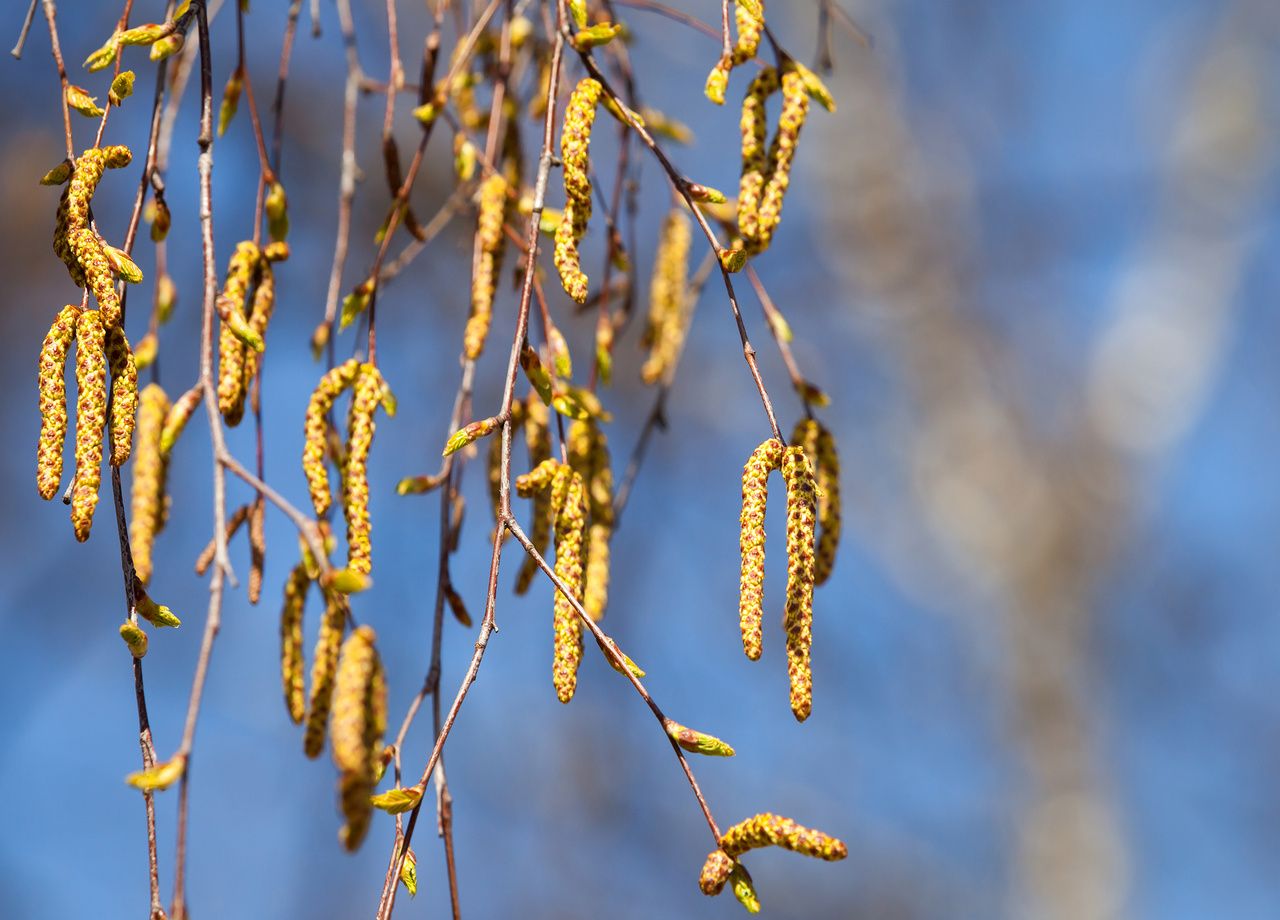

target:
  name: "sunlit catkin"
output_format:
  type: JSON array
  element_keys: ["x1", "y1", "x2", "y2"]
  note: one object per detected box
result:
[
  {"x1": 699, "y1": 849, "x2": 735, "y2": 895},
  {"x1": 466, "y1": 173, "x2": 507, "y2": 359},
  {"x1": 733, "y1": 0, "x2": 765, "y2": 63},
  {"x1": 216, "y1": 241, "x2": 262, "y2": 425},
  {"x1": 343, "y1": 365, "x2": 384, "y2": 577},
  {"x1": 554, "y1": 78, "x2": 601, "y2": 303},
  {"x1": 792, "y1": 419, "x2": 841, "y2": 586},
  {"x1": 159, "y1": 384, "x2": 201, "y2": 456},
  {"x1": 738, "y1": 438, "x2": 784, "y2": 660},
  {"x1": 303, "y1": 359, "x2": 361, "y2": 518},
  {"x1": 331, "y1": 626, "x2": 385, "y2": 851},
  {"x1": 641, "y1": 210, "x2": 692, "y2": 385},
  {"x1": 551, "y1": 466, "x2": 587, "y2": 702},
  {"x1": 781, "y1": 446, "x2": 817, "y2": 721},
  {"x1": 129, "y1": 384, "x2": 170, "y2": 585},
  {"x1": 36, "y1": 305, "x2": 79, "y2": 500},
  {"x1": 303, "y1": 593, "x2": 347, "y2": 759},
  {"x1": 737, "y1": 67, "x2": 780, "y2": 245},
  {"x1": 514, "y1": 395, "x2": 552, "y2": 594},
  {"x1": 280, "y1": 563, "x2": 310, "y2": 724},
  {"x1": 67, "y1": 228, "x2": 122, "y2": 329},
  {"x1": 568, "y1": 419, "x2": 613, "y2": 621},
  {"x1": 240, "y1": 259, "x2": 276, "y2": 390},
  {"x1": 751, "y1": 66, "x2": 811, "y2": 253},
  {"x1": 105, "y1": 325, "x2": 137, "y2": 466},
  {"x1": 71, "y1": 310, "x2": 107, "y2": 542},
  {"x1": 719, "y1": 812, "x2": 847, "y2": 862}
]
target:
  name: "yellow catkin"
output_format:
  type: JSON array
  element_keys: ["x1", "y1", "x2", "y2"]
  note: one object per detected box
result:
[
  {"x1": 331, "y1": 625, "x2": 385, "y2": 851},
  {"x1": 303, "y1": 359, "x2": 361, "y2": 518},
  {"x1": 465, "y1": 173, "x2": 507, "y2": 359},
  {"x1": 280, "y1": 563, "x2": 310, "y2": 724},
  {"x1": 55, "y1": 145, "x2": 132, "y2": 299},
  {"x1": 248, "y1": 497, "x2": 266, "y2": 605},
  {"x1": 240, "y1": 259, "x2": 276, "y2": 390},
  {"x1": 719, "y1": 813, "x2": 848, "y2": 862},
  {"x1": 738, "y1": 438, "x2": 784, "y2": 660},
  {"x1": 751, "y1": 66, "x2": 811, "y2": 253},
  {"x1": 67, "y1": 229, "x2": 122, "y2": 329},
  {"x1": 792, "y1": 419, "x2": 841, "y2": 586},
  {"x1": 567, "y1": 420, "x2": 613, "y2": 621},
  {"x1": 641, "y1": 210, "x2": 692, "y2": 385},
  {"x1": 216, "y1": 241, "x2": 262, "y2": 425},
  {"x1": 781, "y1": 446, "x2": 817, "y2": 721},
  {"x1": 129, "y1": 383, "x2": 170, "y2": 585},
  {"x1": 303, "y1": 593, "x2": 347, "y2": 759},
  {"x1": 699, "y1": 849, "x2": 735, "y2": 895},
  {"x1": 53, "y1": 191, "x2": 84, "y2": 286},
  {"x1": 554, "y1": 78, "x2": 601, "y2": 303},
  {"x1": 731, "y1": 0, "x2": 765, "y2": 64},
  {"x1": 160, "y1": 384, "x2": 202, "y2": 456},
  {"x1": 71, "y1": 310, "x2": 107, "y2": 542},
  {"x1": 514, "y1": 396, "x2": 552, "y2": 594},
  {"x1": 105, "y1": 325, "x2": 137, "y2": 466},
  {"x1": 342, "y1": 365, "x2": 383, "y2": 577},
  {"x1": 550, "y1": 466, "x2": 587, "y2": 702},
  {"x1": 36, "y1": 305, "x2": 79, "y2": 500},
  {"x1": 737, "y1": 67, "x2": 780, "y2": 245}
]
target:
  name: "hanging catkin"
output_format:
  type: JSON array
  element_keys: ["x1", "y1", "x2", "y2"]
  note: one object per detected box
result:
[
  {"x1": 280, "y1": 562, "x2": 310, "y2": 724},
  {"x1": 36, "y1": 305, "x2": 79, "y2": 500},
  {"x1": 554, "y1": 78, "x2": 601, "y2": 303},
  {"x1": 303, "y1": 359, "x2": 360, "y2": 518},
  {"x1": 641, "y1": 209, "x2": 692, "y2": 385},
  {"x1": 738, "y1": 438, "x2": 784, "y2": 660},
  {"x1": 781, "y1": 446, "x2": 817, "y2": 721},
  {"x1": 303, "y1": 593, "x2": 348, "y2": 759},
  {"x1": 105, "y1": 324, "x2": 137, "y2": 466},
  {"x1": 737, "y1": 67, "x2": 780, "y2": 245},
  {"x1": 342, "y1": 365, "x2": 383, "y2": 577},
  {"x1": 514, "y1": 395, "x2": 552, "y2": 594},
  {"x1": 568, "y1": 419, "x2": 613, "y2": 621},
  {"x1": 71, "y1": 309, "x2": 108, "y2": 542},
  {"x1": 331, "y1": 625, "x2": 385, "y2": 851},
  {"x1": 465, "y1": 173, "x2": 507, "y2": 359},
  {"x1": 792, "y1": 418, "x2": 841, "y2": 586},
  {"x1": 129, "y1": 383, "x2": 170, "y2": 586}
]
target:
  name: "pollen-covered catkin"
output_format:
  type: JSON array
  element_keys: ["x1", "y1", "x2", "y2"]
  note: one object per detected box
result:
[
  {"x1": 129, "y1": 383, "x2": 170, "y2": 585},
  {"x1": 465, "y1": 173, "x2": 507, "y2": 359},
  {"x1": 641, "y1": 210, "x2": 692, "y2": 385},
  {"x1": 739, "y1": 438, "x2": 784, "y2": 660},
  {"x1": 240, "y1": 258, "x2": 277, "y2": 389},
  {"x1": 719, "y1": 813, "x2": 848, "y2": 862},
  {"x1": 699, "y1": 849, "x2": 735, "y2": 895},
  {"x1": 550, "y1": 466, "x2": 587, "y2": 702},
  {"x1": 331, "y1": 626, "x2": 384, "y2": 851},
  {"x1": 568, "y1": 420, "x2": 613, "y2": 621},
  {"x1": 514, "y1": 396, "x2": 552, "y2": 594},
  {"x1": 248, "y1": 497, "x2": 266, "y2": 605},
  {"x1": 792, "y1": 419, "x2": 841, "y2": 585},
  {"x1": 303, "y1": 359, "x2": 361, "y2": 517},
  {"x1": 280, "y1": 562, "x2": 310, "y2": 724},
  {"x1": 732, "y1": 0, "x2": 765, "y2": 64},
  {"x1": 343, "y1": 365, "x2": 383, "y2": 577},
  {"x1": 781, "y1": 446, "x2": 818, "y2": 721},
  {"x1": 554, "y1": 78, "x2": 601, "y2": 303},
  {"x1": 159, "y1": 384, "x2": 201, "y2": 456},
  {"x1": 737, "y1": 67, "x2": 780, "y2": 245},
  {"x1": 71, "y1": 310, "x2": 107, "y2": 542},
  {"x1": 67, "y1": 229, "x2": 122, "y2": 329},
  {"x1": 36, "y1": 305, "x2": 79, "y2": 500},
  {"x1": 217, "y1": 242, "x2": 262, "y2": 425},
  {"x1": 751, "y1": 66, "x2": 811, "y2": 253},
  {"x1": 105, "y1": 325, "x2": 137, "y2": 466},
  {"x1": 303, "y1": 593, "x2": 348, "y2": 759}
]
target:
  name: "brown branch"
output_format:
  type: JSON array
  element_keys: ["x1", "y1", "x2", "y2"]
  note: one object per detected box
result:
[
  {"x1": 40, "y1": 0, "x2": 73, "y2": 159},
  {"x1": 10, "y1": 0, "x2": 37, "y2": 58}
]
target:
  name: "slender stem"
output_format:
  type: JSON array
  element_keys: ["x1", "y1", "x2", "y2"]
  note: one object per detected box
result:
[
  {"x1": 40, "y1": 0, "x2": 74, "y2": 159},
  {"x1": 10, "y1": 0, "x2": 37, "y2": 58}
]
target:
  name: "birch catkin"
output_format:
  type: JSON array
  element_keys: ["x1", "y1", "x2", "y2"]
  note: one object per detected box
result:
[
  {"x1": 737, "y1": 67, "x2": 780, "y2": 246},
  {"x1": 792, "y1": 418, "x2": 841, "y2": 586},
  {"x1": 217, "y1": 241, "x2": 262, "y2": 425},
  {"x1": 641, "y1": 209, "x2": 692, "y2": 385},
  {"x1": 699, "y1": 849, "x2": 735, "y2": 895},
  {"x1": 554, "y1": 78, "x2": 601, "y2": 304},
  {"x1": 303, "y1": 359, "x2": 360, "y2": 517},
  {"x1": 466, "y1": 173, "x2": 507, "y2": 359},
  {"x1": 781, "y1": 446, "x2": 817, "y2": 721},
  {"x1": 739, "y1": 438, "x2": 784, "y2": 660},
  {"x1": 719, "y1": 812, "x2": 847, "y2": 862},
  {"x1": 568, "y1": 419, "x2": 614, "y2": 621},
  {"x1": 514, "y1": 395, "x2": 552, "y2": 594},
  {"x1": 343, "y1": 365, "x2": 384, "y2": 577},
  {"x1": 71, "y1": 310, "x2": 107, "y2": 542},
  {"x1": 105, "y1": 324, "x2": 137, "y2": 466},
  {"x1": 280, "y1": 563, "x2": 310, "y2": 724},
  {"x1": 36, "y1": 305, "x2": 79, "y2": 500},
  {"x1": 129, "y1": 383, "x2": 170, "y2": 586},
  {"x1": 303, "y1": 593, "x2": 347, "y2": 759},
  {"x1": 331, "y1": 625, "x2": 385, "y2": 851},
  {"x1": 751, "y1": 66, "x2": 811, "y2": 253},
  {"x1": 551, "y1": 466, "x2": 587, "y2": 702}
]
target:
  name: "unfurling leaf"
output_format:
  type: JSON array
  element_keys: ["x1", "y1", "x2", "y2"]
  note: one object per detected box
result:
[
  {"x1": 126, "y1": 754, "x2": 186, "y2": 791},
  {"x1": 665, "y1": 719, "x2": 736, "y2": 757},
  {"x1": 370, "y1": 784, "x2": 424, "y2": 815}
]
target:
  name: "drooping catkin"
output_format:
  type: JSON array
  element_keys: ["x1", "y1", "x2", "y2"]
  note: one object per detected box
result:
[
  {"x1": 55, "y1": 146, "x2": 132, "y2": 297},
  {"x1": 699, "y1": 849, "x2": 735, "y2": 895},
  {"x1": 718, "y1": 813, "x2": 848, "y2": 862},
  {"x1": 159, "y1": 384, "x2": 201, "y2": 456},
  {"x1": 550, "y1": 466, "x2": 587, "y2": 702},
  {"x1": 739, "y1": 438, "x2": 784, "y2": 660},
  {"x1": 343, "y1": 365, "x2": 384, "y2": 577},
  {"x1": 36, "y1": 305, "x2": 79, "y2": 500},
  {"x1": 248, "y1": 497, "x2": 266, "y2": 605},
  {"x1": 554, "y1": 78, "x2": 601, "y2": 303},
  {"x1": 568, "y1": 419, "x2": 614, "y2": 621},
  {"x1": 514, "y1": 395, "x2": 552, "y2": 594},
  {"x1": 792, "y1": 418, "x2": 841, "y2": 586},
  {"x1": 641, "y1": 210, "x2": 692, "y2": 385},
  {"x1": 303, "y1": 359, "x2": 360, "y2": 518},
  {"x1": 129, "y1": 383, "x2": 170, "y2": 585},
  {"x1": 737, "y1": 67, "x2": 780, "y2": 245},
  {"x1": 71, "y1": 310, "x2": 107, "y2": 542},
  {"x1": 781, "y1": 446, "x2": 817, "y2": 721},
  {"x1": 465, "y1": 173, "x2": 507, "y2": 359},
  {"x1": 280, "y1": 563, "x2": 310, "y2": 724},
  {"x1": 67, "y1": 229, "x2": 122, "y2": 329},
  {"x1": 331, "y1": 626, "x2": 385, "y2": 851},
  {"x1": 217, "y1": 241, "x2": 262, "y2": 425},
  {"x1": 303, "y1": 593, "x2": 348, "y2": 759},
  {"x1": 240, "y1": 259, "x2": 276, "y2": 389},
  {"x1": 105, "y1": 324, "x2": 137, "y2": 466},
  {"x1": 703, "y1": 1, "x2": 767, "y2": 105},
  {"x1": 751, "y1": 66, "x2": 811, "y2": 253}
]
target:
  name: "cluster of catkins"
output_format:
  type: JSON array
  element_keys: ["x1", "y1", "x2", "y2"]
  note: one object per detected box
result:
[
  {"x1": 699, "y1": 812, "x2": 848, "y2": 913},
  {"x1": 216, "y1": 238, "x2": 290, "y2": 425}
]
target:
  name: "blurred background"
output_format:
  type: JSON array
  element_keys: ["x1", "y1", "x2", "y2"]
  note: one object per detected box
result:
[{"x1": 3, "y1": 1, "x2": 1280, "y2": 918}]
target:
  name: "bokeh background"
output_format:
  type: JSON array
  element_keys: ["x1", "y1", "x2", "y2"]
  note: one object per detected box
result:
[{"x1": 3, "y1": 1, "x2": 1280, "y2": 918}]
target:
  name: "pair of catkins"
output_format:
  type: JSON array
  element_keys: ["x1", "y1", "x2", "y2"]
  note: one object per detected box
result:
[{"x1": 216, "y1": 238, "x2": 289, "y2": 425}]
